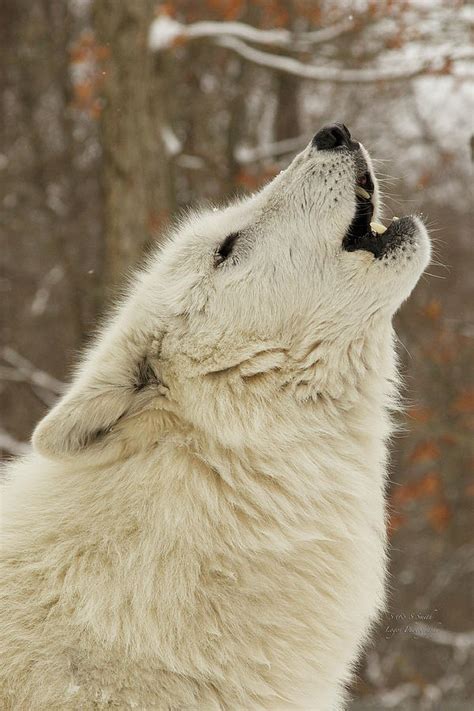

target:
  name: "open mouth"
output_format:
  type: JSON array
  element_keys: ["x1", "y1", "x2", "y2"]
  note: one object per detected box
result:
[{"x1": 343, "y1": 172, "x2": 395, "y2": 259}]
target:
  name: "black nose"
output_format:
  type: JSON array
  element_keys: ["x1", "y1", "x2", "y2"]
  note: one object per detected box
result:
[{"x1": 312, "y1": 123, "x2": 354, "y2": 151}]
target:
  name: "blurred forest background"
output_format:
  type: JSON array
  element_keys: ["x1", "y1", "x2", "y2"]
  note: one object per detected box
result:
[{"x1": 1, "y1": 0, "x2": 473, "y2": 708}]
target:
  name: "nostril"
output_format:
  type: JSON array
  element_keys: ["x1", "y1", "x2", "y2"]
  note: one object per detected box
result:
[
  {"x1": 312, "y1": 123, "x2": 352, "y2": 151},
  {"x1": 328, "y1": 125, "x2": 346, "y2": 148},
  {"x1": 340, "y1": 124, "x2": 351, "y2": 141}
]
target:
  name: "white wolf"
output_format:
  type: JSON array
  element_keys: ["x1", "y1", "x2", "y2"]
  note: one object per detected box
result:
[{"x1": 0, "y1": 124, "x2": 430, "y2": 710}]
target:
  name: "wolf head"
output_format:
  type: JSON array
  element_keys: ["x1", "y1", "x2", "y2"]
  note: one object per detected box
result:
[{"x1": 33, "y1": 125, "x2": 430, "y2": 459}]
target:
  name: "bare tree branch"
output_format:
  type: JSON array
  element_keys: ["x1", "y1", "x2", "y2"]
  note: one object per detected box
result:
[
  {"x1": 1, "y1": 347, "x2": 64, "y2": 397},
  {"x1": 0, "y1": 428, "x2": 30, "y2": 456},
  {"x1": 377, "y1": 682, "x2": 418, "y2": 708}
]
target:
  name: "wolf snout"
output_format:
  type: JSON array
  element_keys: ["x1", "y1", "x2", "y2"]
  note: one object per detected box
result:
[{"x1": 312, "y1": 123, "x2": 359, "y2": 152}]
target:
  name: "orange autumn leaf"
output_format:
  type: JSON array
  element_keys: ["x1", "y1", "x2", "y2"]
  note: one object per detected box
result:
[
  {"x1": 95, "y1": 45, "x2": 111, "y2": 62},
  {"x1": 451, "y1": 388, "x2": 474, "y2": 414},
  {"x1": 422, "y1": 299, "x2": 441, "y2": 321},
  {"x1": 148, "y1": 208, "x2": 170, "y2": 234},
  {"x1": 295, "y1": 3, "x2": 322, "y2": 24},
  {"x1": 70, "y1": 46, "x2": 89, "y2": 63},
  {"x1": 418, "y1": 471, "x2": 441, "y2": 496},
  {"x1": 410, "y1": 440, "x2": 441, "y2": 465},
  {"x1": 256, "y1": 0, "x2": 290, "y2": 28},
  {"x1": 156, "y1": 3, "x2": 176, "y2": 17},
  {"x1": 409, "y1": 406, "x2": 432, "y2": 424},
  {"x1": 387, "y1": 511, "x2": 406, "y2": 537},
  {"x1": 464, "y1": 482, "x2": 474, "y2": 497},
  {"x1": 432, "y1": 344, "x2": 456, "y2": 365},
  {"x1": 440, "y1": 150, "x2": 455, "y2": 164},
  {"x1": 426, "y1": 502, "x2": 452, "y2": 533},
  {"x1": 392, "y1": 483, "x2": 417, "y2": 505},
  {"x1": 89, "y1": 99, "x2": 103, "y2": 120},
  {"x1": 438, "y1": 58, "x2": 454, "y2": 75},
  {"x1": 208, "y1": 0, "x2": 245, "y2": 20},
  {"x1": 367, "y1": 1, "x2": 379, "y2": 18},
  {"x1": 386, "y1": 33, "x2": 404, "y2": 50},
  {"x1": 417, "y1": 171, "x2": 432, "y2": 189},
  {"x1": 235, "y1": 170, "x2": 259, "y2": 190},
  {"x1": 438, "y1": 433, "x2": 458, "y2": 446},
  {"x1": 235, "y1": 166, "x2": 278, "y2": 190},
  {"x1": 74, "y1": 81, "x2": 95, "y2": 105},
  {"x1": 171, "y1": 34, "x2": 189, "y2": 48},
  {"x1": 392, "y1": 472, "x2": 440, "y2": 505}
]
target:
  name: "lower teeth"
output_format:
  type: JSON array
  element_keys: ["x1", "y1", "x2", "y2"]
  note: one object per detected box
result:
[{"x1": 370, "y1": 221, "x2": 387, "y2": 235}]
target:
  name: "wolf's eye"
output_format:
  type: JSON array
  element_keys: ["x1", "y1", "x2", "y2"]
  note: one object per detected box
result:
[{"x1": 214, "y1": 231, "x2": 240, "y2": 266}]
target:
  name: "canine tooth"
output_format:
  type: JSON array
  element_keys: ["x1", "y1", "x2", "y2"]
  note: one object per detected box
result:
[
  {"x1": 370, "y1": 221, "x2": 387, "y2": 235},
  {"x1": 355, "y1": 186, "x2": 371, "y2": 200},
  {"x1": 392, "y1": 216, "x2": 399, "y2": 221}
]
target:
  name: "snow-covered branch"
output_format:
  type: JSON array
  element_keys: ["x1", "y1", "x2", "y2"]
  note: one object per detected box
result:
[
  {"x1": 1, "y1": 347, "x2": 64, "y2": 406},
  {"x1": 31, "y1": 265, "x2": 64, "y2": 316},
  {"x1": 0, "y1": 350, "x2": 64, "y2": 455},
  {"x1": 148, "y1": 16, "x2": 354, "y2": 52},
  {"x1": 160, "y1": 124, "x2": 206, "y2": 169},
  {"x1": 161, "y1": 123, "x2": 306, "y2": 169},
  {"x1": 376, "y1": 682, "x2": 418, "y2": 709},
  {"x1": 216, "y1": 36, "x2": 474, "y2": 84},
  {"x1": 235, "y1": 135, "x2": 308, "y2": 164},
  {"x1": 149, "y1": 15, "x2": 473, "y2": 85},
  {"x1": 412, "y1": 623, "x2": 474, "y2": 649}
]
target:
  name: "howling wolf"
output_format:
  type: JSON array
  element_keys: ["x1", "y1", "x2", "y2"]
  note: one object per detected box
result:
[{"x1": 0, "y1": 124, "x2": 430, "y2": 710}]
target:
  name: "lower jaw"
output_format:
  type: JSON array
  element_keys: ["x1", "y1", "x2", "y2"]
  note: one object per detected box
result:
[{"x1": 343, "y1": 215, "x2": 414, "y2": 259}]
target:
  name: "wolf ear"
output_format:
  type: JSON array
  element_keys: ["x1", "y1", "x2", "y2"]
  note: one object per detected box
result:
[{"x1": 32, "y1": 332, "x2": 167, "y2": 460}]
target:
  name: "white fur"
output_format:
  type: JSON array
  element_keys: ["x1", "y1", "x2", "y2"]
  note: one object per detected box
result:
[{"x1": 0, "y1": 138, "x2": 430, "y2": 710}]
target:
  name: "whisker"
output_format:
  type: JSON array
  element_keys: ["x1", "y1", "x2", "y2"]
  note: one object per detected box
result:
[
  {"x1": 423, "y1": 272, "x2": 447, "y2": 279},
  {"x1": 394, "y1": 335, "x2": 413, "y2": 361}
]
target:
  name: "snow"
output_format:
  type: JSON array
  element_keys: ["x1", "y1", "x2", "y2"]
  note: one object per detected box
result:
[
  {"x1": 176, "y1": 155, "x2": 205, "y2": 170},
  {"x1": 161, "y1": 125, "x2": 182, "y2": 156},
  {"x1": 148, "y1": 16, "x2": 184, "y2": 51}
]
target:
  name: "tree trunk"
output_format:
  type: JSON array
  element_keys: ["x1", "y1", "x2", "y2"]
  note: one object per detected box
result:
[
  {"x1": 275, "y1": 71, "x2": 301, "y2": 142},
  {"x1": 93, "y1": 0, "x2": 174, "y2": 288},
  {"x1": 274, "y1": 1, "x2": 301, "y2": 142}
]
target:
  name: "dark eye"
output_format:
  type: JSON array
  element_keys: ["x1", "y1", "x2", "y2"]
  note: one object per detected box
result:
[{"x1": 214, "y1": 231, "x2": 240, "y2": 266}]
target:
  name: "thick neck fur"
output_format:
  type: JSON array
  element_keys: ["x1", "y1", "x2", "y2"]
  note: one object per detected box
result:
[
  {"x1": 1, "y1": 311, "x2": 397, "y2": 711},
  {"x1": 159, "y1": 313, "x2": 397, "y2": 458}
]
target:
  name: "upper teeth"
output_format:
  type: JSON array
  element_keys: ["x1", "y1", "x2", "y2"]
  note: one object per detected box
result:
[
  {"x1": 370, "y1": 221, "x2": 387, "y2": 235},
  {"x1": 355, "y1": 186, "x2": 371, "y2": 200}
]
